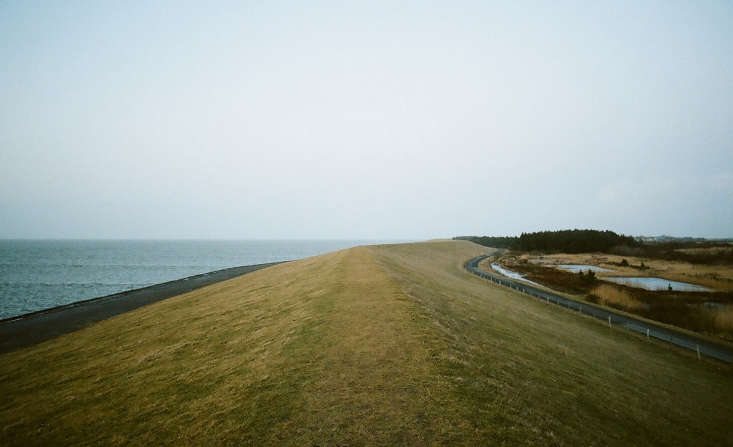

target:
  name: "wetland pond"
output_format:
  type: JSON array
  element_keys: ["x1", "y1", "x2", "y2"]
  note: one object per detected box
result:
[
  {"x1": 555, "y1": 264, "x2": 613, "y2": 273},
  {"x1": 602, "y1": 276, "x2": 711, "y2": 292}
]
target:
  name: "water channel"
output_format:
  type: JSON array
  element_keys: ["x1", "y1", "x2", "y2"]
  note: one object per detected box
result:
[{"x1": 602, "y1": 276, "x2": 711, "y2": 292}]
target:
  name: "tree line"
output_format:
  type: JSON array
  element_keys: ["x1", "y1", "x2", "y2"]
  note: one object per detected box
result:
[
  {"x1": 456, "y1": 230, "x2": 732, "y2": 263},
  {"x1": 455, "y1": 229, "x2": 637, "y2": 253}
]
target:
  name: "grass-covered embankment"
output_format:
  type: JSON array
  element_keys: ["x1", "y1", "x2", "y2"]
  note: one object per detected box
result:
[{"x1": 1, "y1": 241, "x2": 732, "y2": 445}]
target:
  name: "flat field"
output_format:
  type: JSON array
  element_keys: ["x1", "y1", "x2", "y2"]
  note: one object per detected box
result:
[{"x1": 1, "y1": 241, "x2": 731, "y2": 445}]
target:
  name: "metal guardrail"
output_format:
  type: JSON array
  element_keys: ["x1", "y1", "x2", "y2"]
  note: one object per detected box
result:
[{"x1": 465, "y1": 255, "x2": 733, "y2": 363}]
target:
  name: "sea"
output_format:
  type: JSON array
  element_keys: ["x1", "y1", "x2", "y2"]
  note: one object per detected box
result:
[{"x1": 0, "y1": 239, "x2": 394, "y2": 320}]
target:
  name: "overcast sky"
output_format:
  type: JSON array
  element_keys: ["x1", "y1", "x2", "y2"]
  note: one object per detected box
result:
[{"x1": 1, "y1": 1, "x2": 731, "y2": 239}]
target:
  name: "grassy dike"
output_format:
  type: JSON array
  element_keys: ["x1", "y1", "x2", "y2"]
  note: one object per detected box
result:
[{"x1": 1, "y1": 241, "x2": 731, "y2": 445}]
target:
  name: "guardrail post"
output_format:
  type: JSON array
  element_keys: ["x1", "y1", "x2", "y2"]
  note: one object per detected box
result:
[
  {"x1": 697, "y1": 345, "x2": 701, "y2": 360},
  {"x1": 646, "y1": 328, "x2": 649, "y2": 338},
  {"x1": 608, "y1": 316, "x2": 612, "y2": 328}
]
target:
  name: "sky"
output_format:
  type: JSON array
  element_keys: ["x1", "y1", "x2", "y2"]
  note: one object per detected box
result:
[{"x1": 1, "y1": 1, "x2": 732, "y2": 239}]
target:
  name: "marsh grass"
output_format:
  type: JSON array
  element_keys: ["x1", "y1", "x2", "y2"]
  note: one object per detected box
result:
[
  {"x1": 529, "y1": 252, "x2": 733, "y2": 292},
  {"x1": 712, "y1": 306, "x2": 733, "y2": 339},
  {"x1": 504, "y1": 255, "x2": 733, "y2": 341},
  {"x1": 676, "y1": 246, "x2": 733, "y2": 256},
  {"x1": 1, "y1": 241, "x2": 732, "y2": 445},
  {"x1": 589, "y1": 284, "x2": 646, "y2": 311}
]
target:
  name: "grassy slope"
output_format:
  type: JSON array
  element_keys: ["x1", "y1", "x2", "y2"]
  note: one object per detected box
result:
[{"x1": 1, "y1": 241, "x2": 731, "y2": 446}]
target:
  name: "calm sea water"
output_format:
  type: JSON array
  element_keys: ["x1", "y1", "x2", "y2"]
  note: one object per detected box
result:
[{"x1": 0, "y1": 239, "x2": 390, "y2": 319}]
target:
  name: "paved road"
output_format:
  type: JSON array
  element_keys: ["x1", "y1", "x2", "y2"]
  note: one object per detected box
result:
[
  {"x1": 0, "y1": 262, "x2": 284, "y2": 354},
  {"x1": 465, "y1": 254, "x2": 733, "y2": 363}
]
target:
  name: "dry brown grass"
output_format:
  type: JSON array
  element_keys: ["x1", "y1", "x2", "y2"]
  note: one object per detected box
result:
[
  {"x1": 1, "y1": 241, "x2": 732, "y2": 446},
  {"x1": 589, "y1": 284, "x2": 646, "y2": 311},
  {"x1": 511, "y1": 253, "x2": 733, "y2": 340},
  {"x1": 713, "y1": 306, "x2": 733, "y2": 338},
  {"x1": 676, "y1": 246, "x2": 733, "y2": 255},
  {"x1": 530, "y1": 252, "x2": 733, "y2": 291}
]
